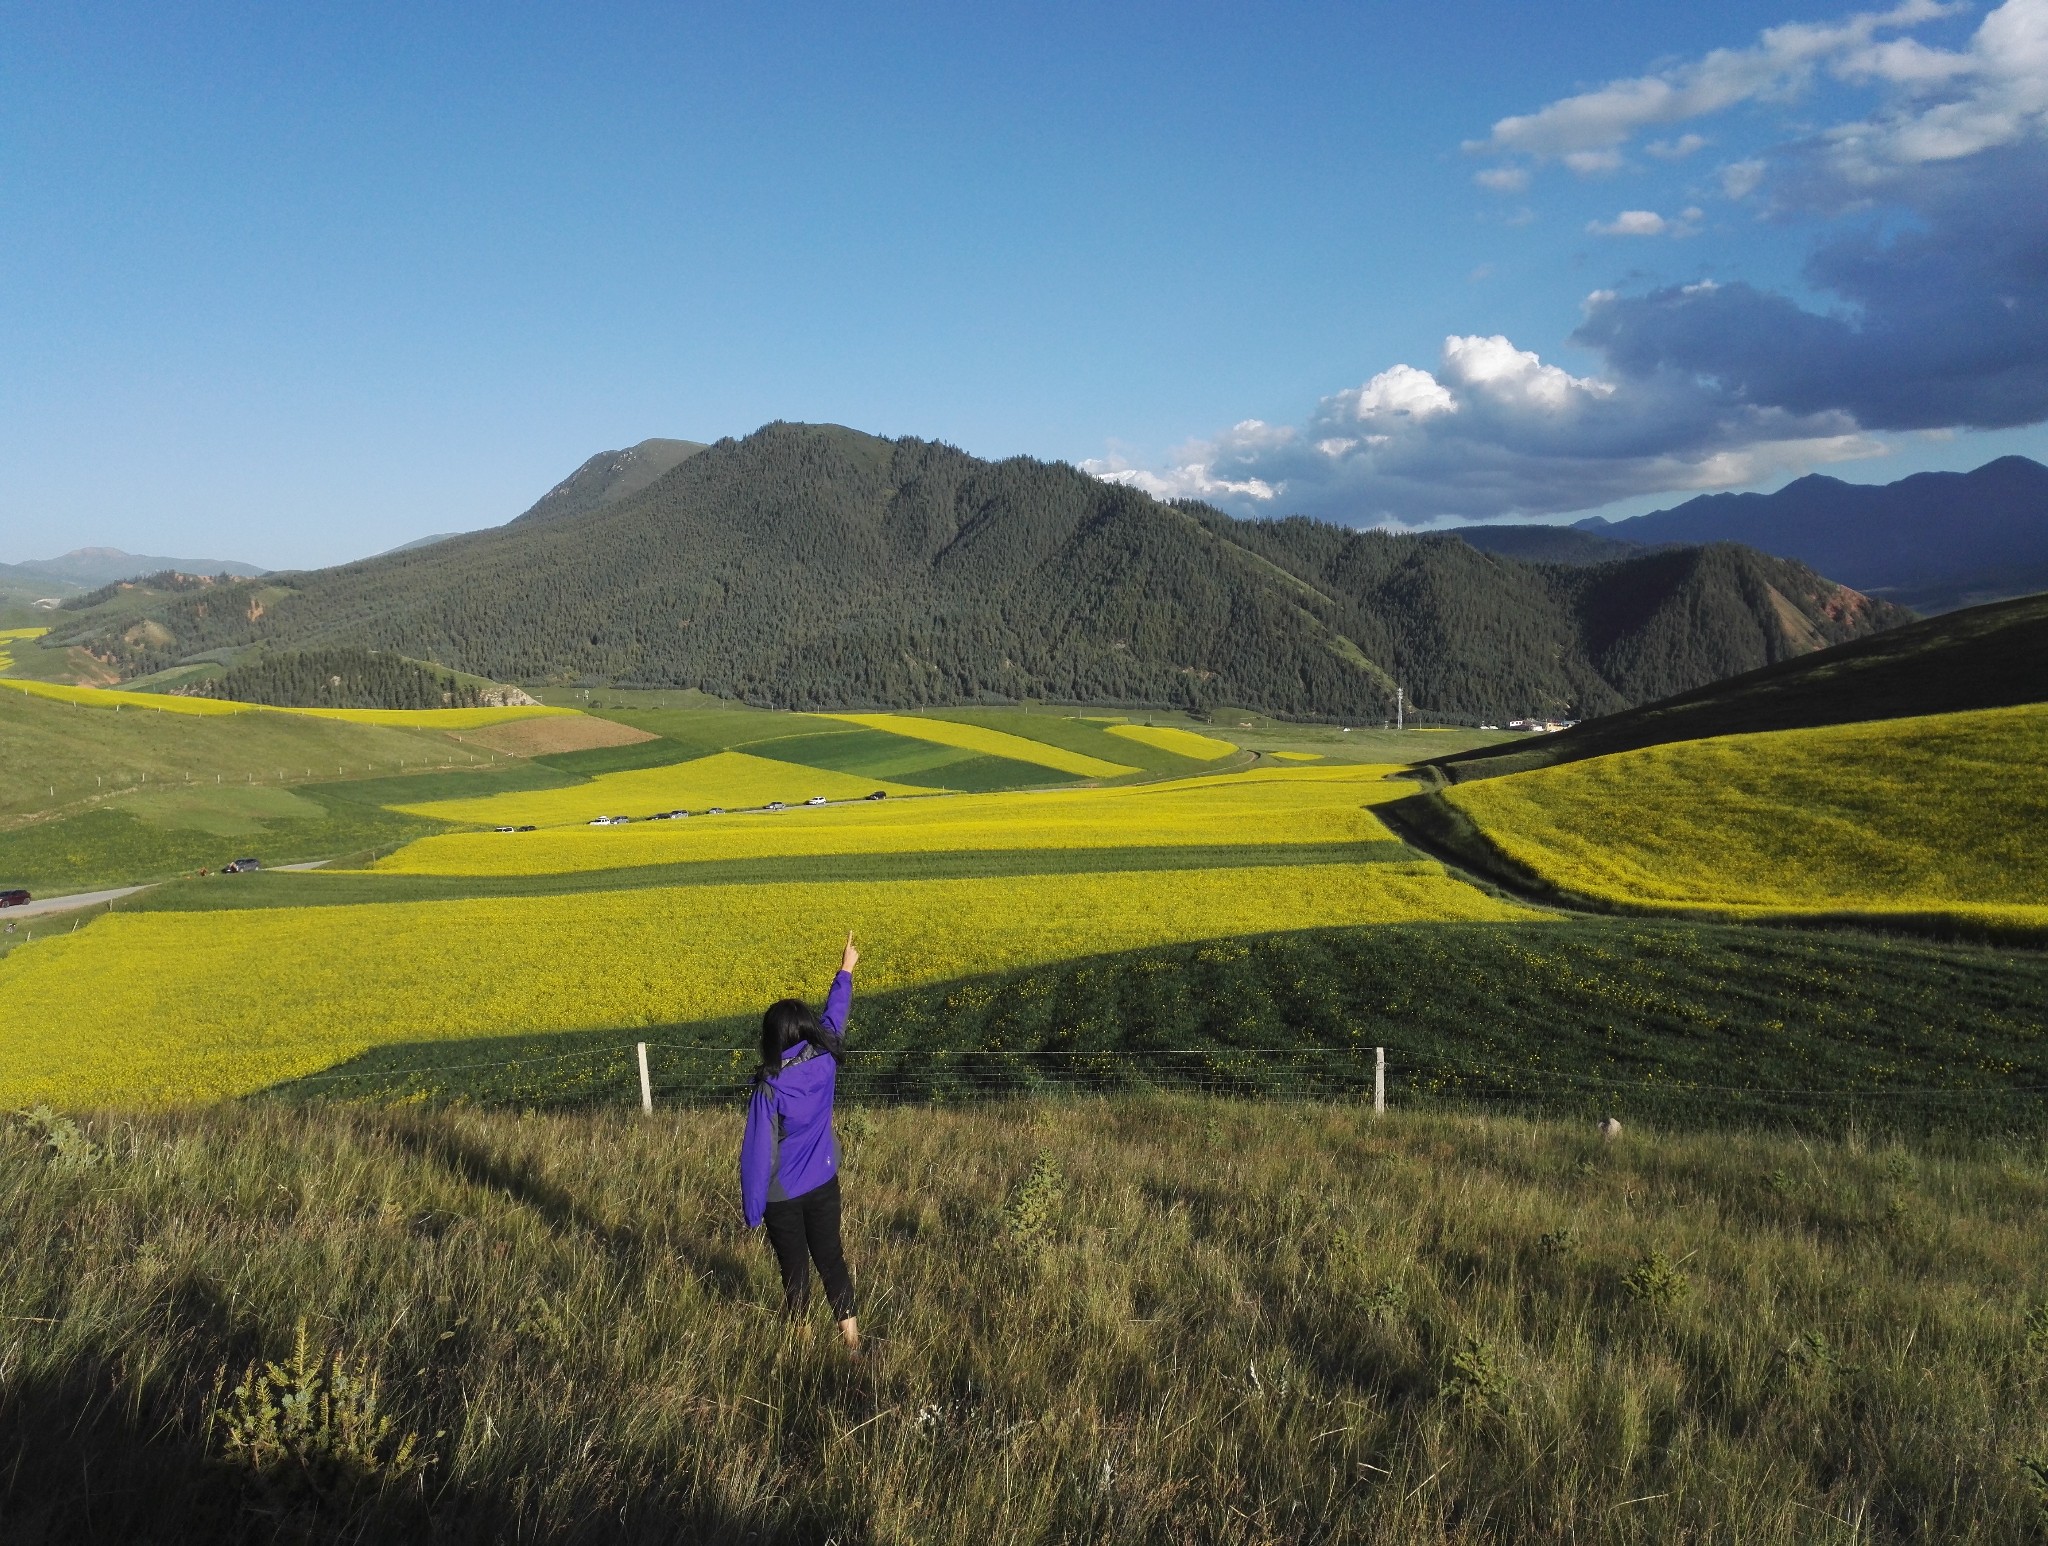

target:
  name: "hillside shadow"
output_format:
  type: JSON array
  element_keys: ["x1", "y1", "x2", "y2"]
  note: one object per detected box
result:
[
  {"x1": 0, "y1": 1333, "x2": 842, "y2": 1544},
  {"x1": 380, "y1": 1117, "x2": 756, "y2": 1300}
]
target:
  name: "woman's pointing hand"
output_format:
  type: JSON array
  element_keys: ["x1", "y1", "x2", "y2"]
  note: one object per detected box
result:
[{"x1": 841, "y1": 932, "x2": 860, "y2": 973}]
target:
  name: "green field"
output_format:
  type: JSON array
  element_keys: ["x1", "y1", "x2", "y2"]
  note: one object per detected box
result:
[
  {"x1": 1437, "y1": 704, "x2": 2048, "y2": 930},
  {"x1": 6, "y1": 1099, "x2": 2046, "y2": 1543}
]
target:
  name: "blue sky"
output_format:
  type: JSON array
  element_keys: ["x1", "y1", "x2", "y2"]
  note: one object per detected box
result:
[{"x1": 4, "y1": 1, "x2": 2044, "y2": 565}]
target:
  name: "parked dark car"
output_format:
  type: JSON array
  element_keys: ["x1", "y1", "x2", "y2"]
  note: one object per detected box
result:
[
  {"x1": 516, "y1": 825, "x2": 537, "y2": 832},
  {"x1": 222, "y1": 858, "x2": 261, "y2": 874},
  {"x1": 0, "y1": 889, "x2": 30, "y2": 908},
  {"x1": 865, "y1": 790, "x2": 888, "y2": 801}
]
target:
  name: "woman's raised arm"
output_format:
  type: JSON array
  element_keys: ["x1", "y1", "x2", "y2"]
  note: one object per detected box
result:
[{"x1": 819, "y1": 932, "x2": 857, "y2": 1035}]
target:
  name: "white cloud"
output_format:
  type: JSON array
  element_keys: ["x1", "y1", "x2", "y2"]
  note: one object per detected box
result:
[
  {"x1": 1646, "y1": 132, "x2": 1711, "y2": 158},
  {"x1": 1562, "y1": 148, "x2": 1626, "y2": 175},
  {"x1": 1589, "y1": 209, "x2": 1671, "y2": 236},
  {"x1": 1818, "y1": 0, "x2": 2048, "y2": 179},
  {"x1": 1474, "y1": 165, "x2": 1530, "y2": 192},
  {"x1": 1440, "y1": 335, "x2": 1615, "y2": 410},
  {"x1": 1589, "y1": 208, "x2": 1703, "y2": 237},
  {"x1": 1719, "y1": 158, "x2": 1768, "y2": 198},
  {"x1": 1347, "y1": 363, "x2": 1459, "y2": 421},
  {"x1": 1469, "y1": 0, "x2": 1959, "y2": 161}
]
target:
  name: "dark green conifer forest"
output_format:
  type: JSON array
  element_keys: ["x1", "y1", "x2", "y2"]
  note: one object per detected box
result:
[{"x1": 192, "y1": 648, "x2": 485, "y2": 710}]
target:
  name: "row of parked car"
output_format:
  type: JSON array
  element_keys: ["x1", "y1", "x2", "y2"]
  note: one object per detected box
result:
[{"x1": 492, "y1": 791, "x2": 890, "y2": 833}]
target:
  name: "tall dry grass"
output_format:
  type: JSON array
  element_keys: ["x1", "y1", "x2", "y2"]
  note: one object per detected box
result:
[{"x1": 3, "y1": 1097, "x2": 2045, "y2": 1543}]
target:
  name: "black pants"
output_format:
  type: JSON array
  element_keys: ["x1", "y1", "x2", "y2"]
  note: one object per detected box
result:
[{"x1": 762, "y1": 1176, "x2": 856, "y2": 1320}]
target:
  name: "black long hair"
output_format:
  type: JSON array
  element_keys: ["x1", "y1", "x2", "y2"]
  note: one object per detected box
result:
[{"x1": 758, "y1": 997, "x2": 844, "y2": 1079}]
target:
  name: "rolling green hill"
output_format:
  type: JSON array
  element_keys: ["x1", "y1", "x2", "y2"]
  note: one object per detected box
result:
[
  {"x1": 1427, "y1": 590, "x2": 2048, "y2": 784},
  {"x1": 36, "y1": 423, "x2": 1905, "y2": 722}
]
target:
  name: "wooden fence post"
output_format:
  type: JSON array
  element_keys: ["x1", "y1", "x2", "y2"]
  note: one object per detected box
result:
[
  {"x1": 1374, "y1": 1047, "x2": 1385, "y2": 1115},
  {"x1": 637, "y1": 1043, "x2": 653, "y2": 1114}
]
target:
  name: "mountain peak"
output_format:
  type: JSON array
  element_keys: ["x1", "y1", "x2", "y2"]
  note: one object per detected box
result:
[{"x1": 513, "y1": 437, "x2": 709, "y2": 524}]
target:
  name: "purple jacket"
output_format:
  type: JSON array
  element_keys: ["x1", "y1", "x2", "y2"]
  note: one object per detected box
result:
[{"x1": 739, "y1": 970, "x2": 852, "y2": 1228}]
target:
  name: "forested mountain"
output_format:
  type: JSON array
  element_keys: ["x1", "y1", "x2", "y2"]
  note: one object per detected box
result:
[
  {"x1": 37, "y1": 423, "x2": 1908, "y2": 721},
  {"x1": 1577, "y1": 456, "x2": 2048, "y2": 612}
]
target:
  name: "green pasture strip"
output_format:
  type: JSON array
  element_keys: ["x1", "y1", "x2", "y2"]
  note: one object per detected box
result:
[
  {"x1": 1, "y1": 791, "x2": 447, "y2": 895},
  {"x1": 274, "y1": 919, "x2": 2048, "y2": 1133},
  {"x1": 127, "y1": 840, "x2": 1409, "y2": 911},
  {"x1": 313, "y1": 760, "x2": 577, "y2": 809}
]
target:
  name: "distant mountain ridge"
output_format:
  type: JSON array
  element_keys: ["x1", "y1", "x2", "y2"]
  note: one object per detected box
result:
[
  {"x1": 2, "y1": 547, "x2": 268, "y2": 590},
  {"x1": 38, "y1": 423, "x2": 1907, "y2": 721},
  {"x1": 1576, "y1": 456, "x2": 2048, "y2": 611}
]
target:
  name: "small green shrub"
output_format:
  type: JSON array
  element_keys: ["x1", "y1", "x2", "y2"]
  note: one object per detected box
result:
[
  {"x1": 1361, "y1": 1280, "x2": 1407, "y2": 1325},
  {"x1": 13, "y1": 1105, "x2": 103, "y2": 1170},
  {"x1": 1622, "y1": 1249, "x2": 1691, "y2": 1309},
  {"x1": 1443, "y1": 1337, "x2": 1515, "y2": 1414},
  {"x1": 1004, "y1": 1153, "x2": 1065, "y2": 1247},
  {"x1": 213, "y1": 1320, "x2": 427, "y2": 1498}
]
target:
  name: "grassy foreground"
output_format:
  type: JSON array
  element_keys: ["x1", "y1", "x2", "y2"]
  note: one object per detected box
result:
[{"x1": 4, "y1": 1099, "x2": 2045, "y2": 1544}]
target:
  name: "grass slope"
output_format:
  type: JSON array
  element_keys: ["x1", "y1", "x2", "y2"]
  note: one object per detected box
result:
[
  {"x1": 1432, "y1": 590, "x2": 2048, "y2": 784},
  {"x1": 1441, "y1": 704, "x2": 2048, "y2": 927},
  {"x1": 0, "y1": 786, "x2": 443, "y2": 896},
  {"x1": 5, "y1": 1101, "x2": 2046, "y2": 1543},
  {"x1": 0, "y1": 684, "x2": 529, "y2": 890}
]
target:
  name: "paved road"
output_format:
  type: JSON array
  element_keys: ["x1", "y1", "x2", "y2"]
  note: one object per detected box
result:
[
  {"x1": 3, "y1": 885, "x2": 151, "y2": 920},
  {"x1": 274, "y1": 860, "x2": 330, "y2": 871}
]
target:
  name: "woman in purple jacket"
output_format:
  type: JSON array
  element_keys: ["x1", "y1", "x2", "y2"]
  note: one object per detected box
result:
[{"x1": 740, "y1": 932, "x2": 861, "y2": 1353}]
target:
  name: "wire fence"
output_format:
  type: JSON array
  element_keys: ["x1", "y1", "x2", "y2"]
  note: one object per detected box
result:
[{"x1": 272, "y1": 1038, "x2": 2048, "y2": 1134}]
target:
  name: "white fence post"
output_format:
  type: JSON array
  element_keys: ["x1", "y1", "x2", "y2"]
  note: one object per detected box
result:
[
  {"x1": 1374, "y1": 1047, "x2": 1385, "y2": 1115},
  {"x1": 637, "y1": 1042, "x2": 653, "y2": 1114}
]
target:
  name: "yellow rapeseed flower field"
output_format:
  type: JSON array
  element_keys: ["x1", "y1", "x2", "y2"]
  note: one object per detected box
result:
[
  {"x1": 1105, "y1": 723, "x2": 1237, "y2": 760},
  {"x1": 1269, "y1": 751, "x2": 1322, "y2": 762},
  {"x1": 0, "y1": 676, "x2": 571, "y2": 728},
  {"x1": 0, "y1": 861, "x2": 1530, "y2": 1105},
  {"x1": 0, "y1": 679, "x2": 255, "y2": 715},
  {"x1": 824, "y1": 713, "x2": 1135, "y2": 778},
  {"x1": 391, "y1": 750, "x2": 930, "y2": 828},
  {"x1": 1444, "y1": 704, "x2": 2048, "y2": 920},
  {"x1": 372, "y1": 763, "x2": 1413, "y2": 875}
]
